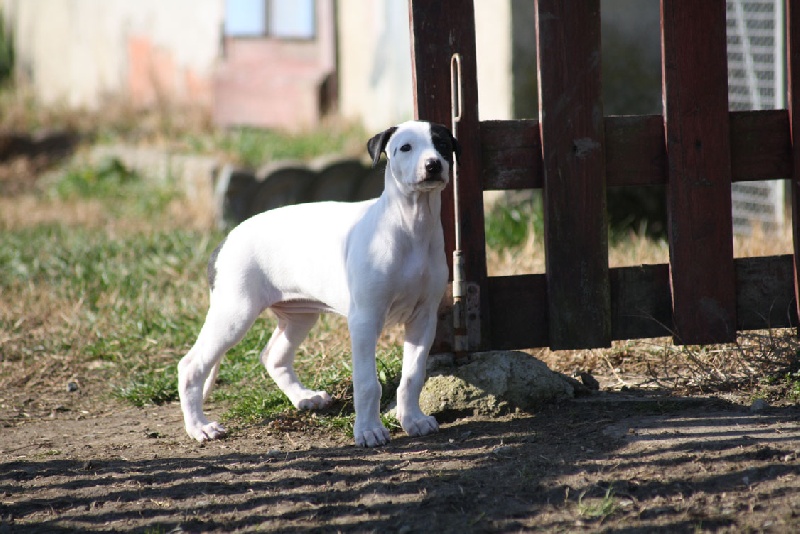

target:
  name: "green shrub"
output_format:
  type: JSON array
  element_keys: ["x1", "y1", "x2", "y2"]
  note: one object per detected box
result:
[{"x1": 0, "y1": 10, "x2": 14, "y2": 84}]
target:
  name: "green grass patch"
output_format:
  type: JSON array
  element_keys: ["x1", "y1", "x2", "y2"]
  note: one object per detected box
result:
[
  {"x1": 209, "y1": 124, "x2": 365, "y2": 168},
  {"x1": 0, "y1": 215, "x2": 408, "y2": 432},
  {"x1": 211, "y1": 342, "x2": 404, "y2": 431},
  {"x1": 114, "y1": 364, "x2": 179, "y2": 407},
  {"x1": 52, "y1": 157, "x2": 178, "y2": 218},
  {"x1": 55, "y1": 157, "x2": 140, "y2": 199},
  {"x1": 485, "y1": 193, "x2": 543, "y2": 249},
  {"x1": 0, "y1": 221, "x2": 215, "y2": 392}
]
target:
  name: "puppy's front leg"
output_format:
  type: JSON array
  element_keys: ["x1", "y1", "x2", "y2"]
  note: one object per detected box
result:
[
  {"x1": 348, "y1": 312, "x2": 390, "y2": 447},
  {"x1": 396, "y1": 310, "x2": 439, "y2": 438}
]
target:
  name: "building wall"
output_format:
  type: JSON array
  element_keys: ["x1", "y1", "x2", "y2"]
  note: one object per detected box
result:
[
  {"x1": 337, "y1": 0, "x2": 513, "y2": 133},
  {"x1": 337, "y1": 0, "x2": 412, "y2": 133},
  {"x1": 213, "y1": 0, "x2": 337, "y2": 130},
  {"x1": 473, "y1": 0, "x2": 512, "y2": 121},
  {"x1": 2, "y1": 0, "x2": 223, "y2": 108},
  {"x1": 2, "y1": 0, "x2": 516, "y2": 130}
]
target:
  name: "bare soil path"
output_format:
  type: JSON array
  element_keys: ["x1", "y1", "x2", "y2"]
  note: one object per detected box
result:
[{"x1": 2, "y1": 391, "x2": 799, "y2": 532}]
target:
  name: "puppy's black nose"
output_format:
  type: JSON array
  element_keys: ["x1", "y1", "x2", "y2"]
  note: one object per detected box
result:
[{"x1": 425, "y1": 159, "x2": 443, "y2": 174}]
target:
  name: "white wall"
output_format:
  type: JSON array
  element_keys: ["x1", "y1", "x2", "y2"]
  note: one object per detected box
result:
[
  {"x1": 3, "y1": 0, "x2": 223, "y2": 108},
  {"x1": 2, "y1": 0, "x2": 513, "y2": 128},
  {"x1": 338, "y1": 0, "x2": 513, "y2": 133},
  {"x1": 337, "y1": 0, "x2": 412, "y2": 132},
  {"x1": 474, "y1": 0, "x2": 513, "y2": 121}
]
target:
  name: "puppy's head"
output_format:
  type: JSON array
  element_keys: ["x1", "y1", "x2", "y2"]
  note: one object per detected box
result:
[{"x1": 367, "y1": 121, "x2": 460, "y2": 193}]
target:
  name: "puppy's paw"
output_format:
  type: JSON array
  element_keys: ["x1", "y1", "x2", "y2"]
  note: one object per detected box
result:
[
  {"x1": 354, "y1": 423, "x2": 391, "y2": 447},
  {"x1": 400, "y1": 414, "x2": 439, "y2": 438},
  {"x1": 294, "y1": 390, "x2": 333, "y2": 410},
  {"x1": 186, "y1": 421, "x2": 227, "y2": 442}
]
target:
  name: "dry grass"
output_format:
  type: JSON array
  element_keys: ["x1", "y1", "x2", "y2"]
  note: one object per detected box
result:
[
  {"x1": 0, "y1": 84, "x2": 213, "y2": 142},
  {"x1": 487, "y1": 212, "x2": 800, "y2": 402},
  {"x1": 733, "y1": 223, "x2": 794, "y2": 258},
  {"x1": 531, "y1": 328, "x2": 800, "y2": 398},
  {"x1": 488, "y1": 218, "x2": 794, "y2": 277},
  {"x1": 0, "y1": 194, "x2": 216, "y2": 234},
  {"x1": 1, "y1": 88, "x2": 798, "y2": 415}
]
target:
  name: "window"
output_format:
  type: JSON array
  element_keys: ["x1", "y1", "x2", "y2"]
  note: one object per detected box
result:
[{"x1": 224, "y1": 0, "x2": 316, "y2": 39}]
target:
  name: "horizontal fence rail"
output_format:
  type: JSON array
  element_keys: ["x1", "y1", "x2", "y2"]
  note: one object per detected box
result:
[
  {"x1": 410, "y1": 0, "x2": 800, "y2": 353},
  {"x1": 487, "y1": 256, "x2": 798, "y2": 351},
  {"x1": 480, "y1": 111, "x2": 793, "y2": 190}
]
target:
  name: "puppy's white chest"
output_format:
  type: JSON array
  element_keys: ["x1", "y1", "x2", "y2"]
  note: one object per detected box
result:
[
  {"x1": 384, "y1": 245, "x2": 445, "y2": 325},
  {"x1": 399, "y1": 249, "x2": 428, "y2": 284}
]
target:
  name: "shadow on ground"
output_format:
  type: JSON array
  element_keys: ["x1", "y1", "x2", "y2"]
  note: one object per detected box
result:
[{"x1": 2, "y1": 391, "x2": 799, "y2": 532}]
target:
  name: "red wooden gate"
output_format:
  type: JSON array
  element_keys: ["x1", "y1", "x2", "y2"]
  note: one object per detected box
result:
[{"x1": 409, "y1": 0, "x2": 800, "y2": 352}]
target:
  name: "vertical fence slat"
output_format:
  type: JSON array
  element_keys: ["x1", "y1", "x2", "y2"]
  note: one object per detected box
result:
[
  {"x1": 409, "y1": 0, "x2": 488, "y2": 350},
  {"x1": 660, "y1": 0, "x2": 737, "y2": 344},
  {"x1": 788, "y1": 0, "x2": 800, "y2": 337},
  {"x1": 535, "y1": 0, "x2": 611, "y2": 350}
]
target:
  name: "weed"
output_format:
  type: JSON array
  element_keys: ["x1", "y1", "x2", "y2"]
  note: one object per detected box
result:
[
  {"x1": 377, "y1": 347, "x2": 403, "y2": 405},
  {"x1": 577, "y1": 486, "x2": 618, "y2": 520},
  {"x1": 320, "y1": 413, "x2": 355, "y2": 436},
  {"x1": 381, "y1": 412, "x2": 401, "y2": 432},
  {"x1": 221, "y1": 388, "x2": 293, "y2": 423},
  {"x1": 788, "y1": 371, "x2": 800, "y2": 399},
  {"x1": 113, "y1": 364, "x2": 178, "y2": 407}
]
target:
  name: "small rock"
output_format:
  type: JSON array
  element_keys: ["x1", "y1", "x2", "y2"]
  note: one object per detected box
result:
[
  {"x1": 420, "y1": 351, "x2": 575, "y2": 417},
  {"x1": 575, "y1": 371, "x2": 600, "y2": 391},
  {"x1": 66, "y1": 381, "x2": 79, "y2": 393},
  {"x1": 491, "y1": 445, "x2": 513, "y2": 456},
  {"x1": 750, "y1": 399, "x2": 769, "y2": 412}
]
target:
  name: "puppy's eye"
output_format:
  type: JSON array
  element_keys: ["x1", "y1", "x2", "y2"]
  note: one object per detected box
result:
[{"x1": 400, "y1": 143, "x2": 412, "y2": 152}]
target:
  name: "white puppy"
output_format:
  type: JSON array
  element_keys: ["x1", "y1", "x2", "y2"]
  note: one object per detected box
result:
[{"x1": 178, "y1": 120, "x2": 459, "y2": 447}]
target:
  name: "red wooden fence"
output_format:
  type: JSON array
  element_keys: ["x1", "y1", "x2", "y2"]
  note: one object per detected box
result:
[{"x1": 409, "y1": 0, "x2": 800, "y2": 352}]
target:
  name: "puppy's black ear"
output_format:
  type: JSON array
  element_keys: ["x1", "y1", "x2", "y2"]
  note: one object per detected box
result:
[{"x1": 367, "y1": 126, "x2": 398, "y2": 168}]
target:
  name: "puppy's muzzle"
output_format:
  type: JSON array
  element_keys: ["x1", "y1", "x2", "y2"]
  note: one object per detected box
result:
[
  {"x1": 422, "y1": 158, "x2": 446, "y2": 183},
  {"x1": 426, "y1": 159, "x2": 442, "y2": 174}
]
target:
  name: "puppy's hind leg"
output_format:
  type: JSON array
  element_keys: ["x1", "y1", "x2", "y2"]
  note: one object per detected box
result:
[
  {"x1": 262, "y1": 312, "x2": 333, "y2": 410},
  {"x1": 178, "y1": 300, "x2": 262, "y2": 442}
]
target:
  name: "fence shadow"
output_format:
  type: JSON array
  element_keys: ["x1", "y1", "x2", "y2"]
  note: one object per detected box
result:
[{"x1": 2, "y1": 394, "x2": 799, "y2": 532}]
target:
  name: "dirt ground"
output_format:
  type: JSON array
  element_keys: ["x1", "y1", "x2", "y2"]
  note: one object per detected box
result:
[{"x1": 2, "y1": 377, "x2": 799, "y2": 533}]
